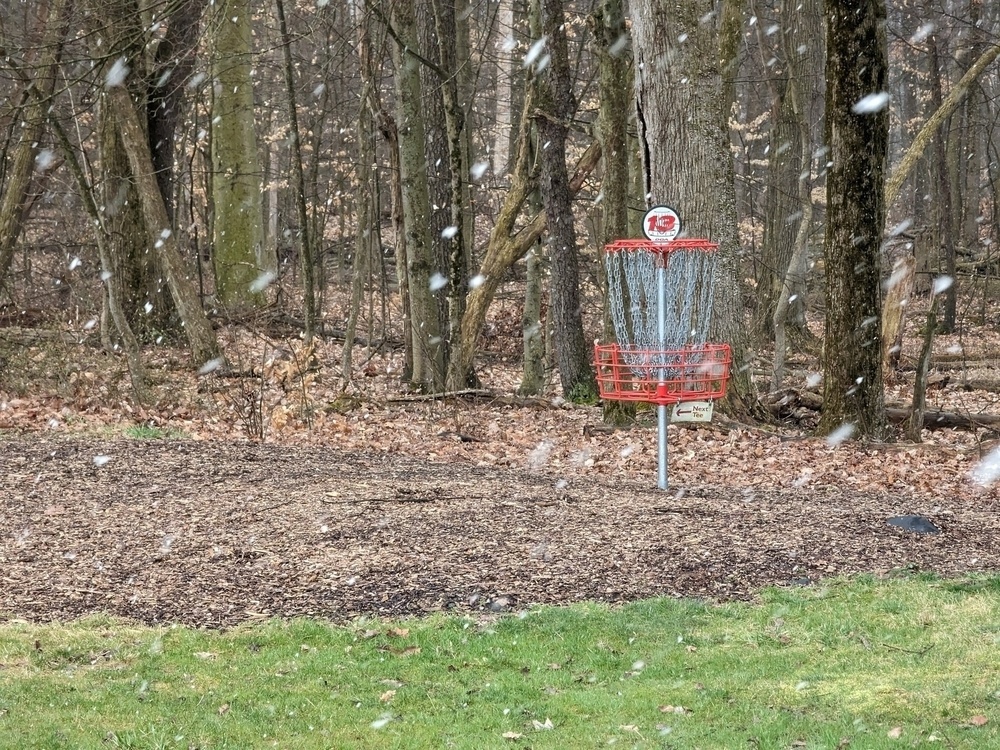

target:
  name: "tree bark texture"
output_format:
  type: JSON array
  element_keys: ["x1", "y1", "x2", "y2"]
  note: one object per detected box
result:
[
  {"x1": 210, "y1": 0, "x2": 267, "y2": 312},
  {"x1": 536, "y1": 0, "x2": 596, "y2": 400},
  {"x1": 818, "y1": 0, "x2": 888, "y2": 438},
  {"x1": 106, "y1": 84, "x2": 222, "y2": 366},
  {"x1": 147, "y1": 0, "x2": 206, "y2": 225},
  {"x1": 630, "y1": 0, "x2": 759, "y2": 417},
  {"x1": 391, "y1": 0, "x2": 445, "y2": 390},
  {"x1": 90, "y1": 0, "x2": 177, "y2": 335},
  {"x1": 593, "y1": 0, "x2": 635, "y2": 423}
]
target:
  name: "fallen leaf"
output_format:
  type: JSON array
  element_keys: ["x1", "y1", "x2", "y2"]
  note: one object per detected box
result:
[
  {"x1": 619, "y1": 724, "x2": 641, "y2": 733},
  {"x1": 217, "y1": 703, "x2": 230, "y2": 716},
  {"x1": 501, "y1": 732, "x2": 523, "y2": 740},
  {"x1": 396, "y1": 646, "x2": 421, "y2": 657},
  {"x1": 532, "y1": 717, "x2": 554, "y2": 730},
  {"x1": 379, "y1": 690, "x2": 396, "y2": 703},
  {"x1": 389, "y1": 627, "x2": 409, "y2": 637},
  {"x1": 193, "y1": 651, "x2": 217, "y2": 661},
  {"x1": 658, "y1": 705, "x2": 688, "y2": 714},
  {"x1": 887, "y1": 726, "x2": 902, "y2": 738},
  {"x1": 970, "y1": 715, "x2": 989, "y2": 727}
]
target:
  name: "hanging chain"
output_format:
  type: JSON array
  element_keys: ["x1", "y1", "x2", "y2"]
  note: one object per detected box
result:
[{"x1": 605, "y1": 244, "x2": 719, "y2": 377}]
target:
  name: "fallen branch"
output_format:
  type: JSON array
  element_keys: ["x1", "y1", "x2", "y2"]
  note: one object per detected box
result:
[
  {"x1": 765, "y1": 389, "x2": 1000, "y2": 432},
  {"x1": 387, "y1": 388, "x2": 493, "y2": 402}
]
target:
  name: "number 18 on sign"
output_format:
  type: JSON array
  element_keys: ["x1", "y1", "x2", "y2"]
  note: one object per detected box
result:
[{"x1": 643, "y1": 205, "x2": 681, "y2": 243}]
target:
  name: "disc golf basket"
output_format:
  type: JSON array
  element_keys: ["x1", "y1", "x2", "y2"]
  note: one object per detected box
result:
[{"x1": 595, "y1": 238, "x2": 732, "y2": 489}]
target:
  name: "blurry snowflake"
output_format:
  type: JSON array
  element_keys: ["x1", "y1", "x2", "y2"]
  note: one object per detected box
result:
[
  {"x1": 527, "y1": 440, "x2": 553, "y2": 470},
  {"x1": 198, "y1": 358, "x2": 224, "y2": 375},
  {"x1": 825, "y1": 423, "x2": 854, "y2": 447},
  {"x1": 470, "y1": 161, "x2": 489, "y2": 180},
  {"x1": 429, "y1": 273, "x2": 447, "y2": 292},
  {"x1": 932, "y1": 275, "x2": 953, "y2": 295},
  {"x1": 852, "y1": 92, "x2": 889, "y2": 114},
  {"x1": 35, "y1": 149, "x2": 55, "y2": 171},
  {"x1": 249, "y1": 270, "x2": 276, "y2": 293},
  {"x1": 970, "y1": 445, "x2": 1000, "y2": 486},
  {"x1": 105, "y1": 57, "x2": 130, "y2": 87},
  {"x1": 523, "y1": 37, "x2": 547, "y2": 68}
]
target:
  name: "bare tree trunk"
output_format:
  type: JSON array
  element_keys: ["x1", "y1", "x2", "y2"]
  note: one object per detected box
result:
[
  {"x1": 593, "y1": 0, "x2": 635, "y2": 423},
  {"x1": 210, "y1": 0, "x2": 267, "y2": 312},
  {"x1": 343, "y1": 7, "x2": 380, "y2": 381},
  {"x1": 492, "y1": 0, "x2": 518, "y2": 179},
  {"x1": 0, "y1": 0, "x2": 69, "y2": 288},
  {"x1": 106, "y1": 85, "x2": 222, "y2": 366},
  {"x1": 817, "y1": 0, "x2": 888, "y2": 438},
  {"x1": 535, "y1": 0, "x2": 596, "y2": 401},
  {"x1": 631, "y1": 0, "x2": 759, "y2": 417},
  {"x1": 390, "y1": 1, "x2": 445, "y2": 390},
  {"x1": 928, "y1": 35, "x2": 957, "y2": 333},
  {"x1": 46, "y1": 107, "x2": 151, "y2": 404},
  {"x1": 770, "y1": 0, "x2": 818, "y2": 389},
  {"x1": 147, "y1": 0, "x2": 206, "y2": 225},
  {"x1": 275, "y1": 0, "x2": 317, "y2": 341}
]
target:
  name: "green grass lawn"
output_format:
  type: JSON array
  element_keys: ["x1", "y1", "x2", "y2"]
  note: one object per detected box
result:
[{"x1": 1, "y1": 574, "x2": 998, "y2": 749}]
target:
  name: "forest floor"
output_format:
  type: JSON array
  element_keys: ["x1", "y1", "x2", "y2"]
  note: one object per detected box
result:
[{"x1": 2, "y1": 295, "x2": 1000, "y2": 626}]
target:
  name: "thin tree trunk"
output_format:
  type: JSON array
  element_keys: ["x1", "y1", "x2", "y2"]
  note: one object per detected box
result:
[
  {"x1": 907, "y1": 296, "x2": 938, "y2": 441},
  {"x1": 770, "y1": 1, "x2": 816, "y2": 389},
  {"x1": 343, "y1": 9, "x2": 379, "y2": 381},
  {"x1": 517, "y1": 240, "x2": 546, "y2": 395},
  {"x1": 0, "y1": 0, "x2": 69, "y2": 288},
  {"x1": 47, "y1": 107, "x2": 151, "y2": 404},
  {"x1": 275, "y1": 0, "x2": 317, "y2": 341}
]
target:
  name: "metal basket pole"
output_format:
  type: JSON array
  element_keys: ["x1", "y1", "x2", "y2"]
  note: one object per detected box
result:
[{"x1": 656, "y1": 252, "x2": 668, "y2": 490}]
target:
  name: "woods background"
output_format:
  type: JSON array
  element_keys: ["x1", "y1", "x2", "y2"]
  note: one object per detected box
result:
[{"x1": 1, "y1": 0, "x2": 998, "y2": 441}]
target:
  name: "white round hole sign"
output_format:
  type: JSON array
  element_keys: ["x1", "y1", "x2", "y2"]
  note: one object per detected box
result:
[{"x1": 643, "y1": 205, "x2": 681, "y2": 243}]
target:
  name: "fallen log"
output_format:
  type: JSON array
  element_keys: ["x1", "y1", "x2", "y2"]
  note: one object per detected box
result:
[
  {"x1": 886, "y1": 407, "x2": 1000, "y2": 431},
  {"x1": 764, "y1": 388, "x2": 1000, "y2": 432}
]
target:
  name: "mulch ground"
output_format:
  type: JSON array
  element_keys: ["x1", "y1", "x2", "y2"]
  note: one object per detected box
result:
[{"x1": 2, "y1": 435, "x2": 998, "y2": 628}]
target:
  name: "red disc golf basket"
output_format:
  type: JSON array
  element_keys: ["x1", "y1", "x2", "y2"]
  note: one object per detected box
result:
[{"x1": 595, "y1": 238, "x2": 732, "y2": 489}]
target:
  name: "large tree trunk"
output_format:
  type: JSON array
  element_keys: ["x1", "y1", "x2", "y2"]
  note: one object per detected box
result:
[
  {"x1": 391, "y1": 1, "x2": 445, "y2": 390},
  {"x1": 594, "y1": 0, "x2": 635, "y2": 423},
  {"x1": 430, "y1": 0, "x2": 470, "y2": 370},
  {"x1": 817, "y1": 0, "x2": 888, "y2": 438},
  {"x1": 89, "y1": 0, "x2": 177, "y2": 336},
  {"x1": 534, "y1": 0, "x2": 596, "y2": 401},
  {"x1": 210, "y1": 0, "x2": 268, "y2": 312},
  {"x1": 147, "y1": 0, "x2": 205, "y2": 225},
  {"x1": 631, "y1": 0, "x2": 759, "y2": 417},
  {"x1": 106, "y1": 85, "x2": 222, "y2": 366}
]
